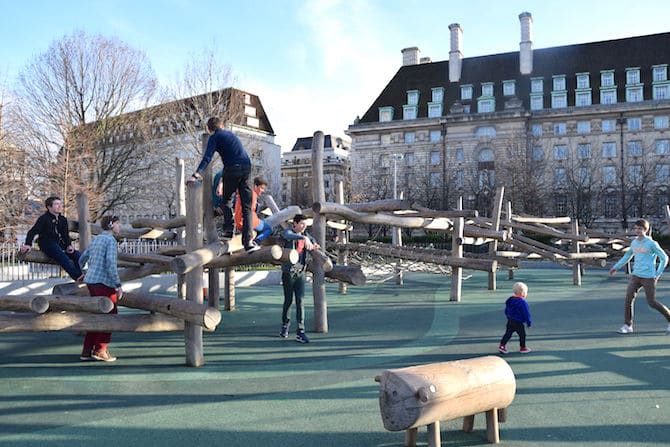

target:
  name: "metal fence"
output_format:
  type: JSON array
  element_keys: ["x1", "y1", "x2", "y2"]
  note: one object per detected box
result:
[{"x1": 0, "y1": 239, "x2": 178, "y2": 282}]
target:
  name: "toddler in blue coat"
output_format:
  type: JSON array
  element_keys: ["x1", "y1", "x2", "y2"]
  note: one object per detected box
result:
[{"x1": 498, "y1": 282, "x2": 532, "y2": 354}]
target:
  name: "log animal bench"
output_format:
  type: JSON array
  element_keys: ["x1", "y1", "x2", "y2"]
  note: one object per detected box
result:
[{"x1": 375, "y1": 356, "x2": 516, "y2": 446}]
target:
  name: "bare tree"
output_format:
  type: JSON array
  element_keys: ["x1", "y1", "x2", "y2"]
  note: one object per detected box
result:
[{"x1": 13, "y1": 30, "x2": 158, "y2": 218}]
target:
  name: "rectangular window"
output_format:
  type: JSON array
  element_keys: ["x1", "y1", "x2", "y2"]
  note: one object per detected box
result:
[
  {"x1": 455, "y1": 170, "x2": 464, "y2": 188},
  {"x1": 429, "y1": 130, "x2": 441, "y2": 142},
  {"x1": 530, "y1": 95, "x2": 543, "y2": 110},
  {"x1": 577, "y1": 167, "x2": 590, "y2": 185},
  {"x1": 653, "y1": 84, "x2": 670, "y2": 100},
  {"x1": 627, "y1": 141, "x2": 642, "y2": 157},
  {"x1": 604, "y1": 195, "x2": 618, "y2": 217},
  {"x1": 553, "y1": 144, "x2": 568, "y2": 160},
  {"x1": 601, "y1": 89, "x2": 617, "y2": 105},
  {"x1": 653, "y1": 65, "x2": 668, "y2": 82},
  {"x1": 626, "y1": 86, "x2": 643, "y2": 102},
  {"x1": 555, "y1": 195, "x2": 568, "y2": 215},
  {"x1": 477, "y1": 99, "x2": 495, "y2": 113},
  {"x1": 576, "y1": 91, "x2": 592, "y2": 107},
  {"x1": 404, "y1": 132, "x2": 415, "y2": 144},
  {"x1": 427, "y1": 103, "x2": 442, "y2": 118},
  {"x1": 532, "y1": 145, "x2": 544, "y2": 160},
  {"x1": 405, "y1": 152, "x2": 415, "y2": 166},
  {"x1": 532, "y1": 124, "x2": 543, "y2": 136},
  {"x1": 577, "y1": 143, "x2": 591, "y2": 159},
  {"x1": 481, "y1": 83, "x2": 494, "y2": 97},
  {"x1": 379, "y1": 107, "x2": 393, "y2": 122},
  {"x1": 602, "y1": 119, "x2": 616, "y2": 132},
  {"x1": 403, "y1": 105, "x2": 417, "y2": 120},
  {"x1": 461, "y1": 85, "x2": 473, "y2": 100},
  {"x1": 430, "y1": 172, "x2": 441, "y2": 187},
  {"x1": 456, "y1": 148, "x2": 464, "y2": 162},
  {"x1": 531, "y1": 78, "x2": 544, "y2": 93},
  {"x1": 555, "y1": 167, "x2": 567, "y2": 184},
  {"x1": 552, "y1": 92, "x2": 567, "y2": 109},
  {"x1": 656, "y1": 139, "x2": 670, "y2": 155},
  {"x1": 576, "y1": 74, "x2": 590, "y2": 89},
  {"x1": 602, "y1": 142, "x2": 617, "y2": 158},
  {"x1": 577, "y1": 121, "x2": 591, "y2": 134},
  {"x1": 463, "y1": 104, "x2": 471, "y2": 113},
  {"x1": 407, "y1": 90, "x2": 419, "y2": 105},
  {"x1": 626, "y1": 68, "x2": 641, "y2": 84},
  {"x1": 431, "y1": 87, "x2": 444, "y2": 103},
  {"x1": 655, "y1": 116, "x2": 669, "y2": 129},
  {"x1": 553, "y1": 123, "x2": 567, "y2": 135},
  {"x1": 553, "y1": 75, "x2": 566, "y2": 91},
  {"x1": 627, "y1": 117, "x2": 642, "y2": 131},
  {"x1": 503, "y1": 80, "x2": 515, "y2": 96},
  {"x1": 430, "y1": 151, "x2": 440, "y2": 165},
  {"x1": 628, "y1": 165, "x2": 642, "y2": 184},
  {"x1": 601, "y1": 71, "x2": 615, "y2": 87},
  {"x1": 656, "y1": 164, "x2": 670, "y2": 183},
  {"x1": 603, "y1": 166, "x2": 617, "y2": 185}
]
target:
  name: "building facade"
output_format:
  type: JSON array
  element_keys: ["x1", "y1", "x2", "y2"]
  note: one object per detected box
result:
[
  {"x1": 280, "y1": 134, "x2": 351, "y2": 208},
  {"x1": 347, "y1": 13, "x2": 670, "y2": 231},
  {"x1": 101, "y1": 88, "x2": 281, "y2": 223}
]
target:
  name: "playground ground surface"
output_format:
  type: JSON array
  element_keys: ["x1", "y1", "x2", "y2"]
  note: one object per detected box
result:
[{"x1": 0, "y1": 266, "x2": 669, "y2": 447}]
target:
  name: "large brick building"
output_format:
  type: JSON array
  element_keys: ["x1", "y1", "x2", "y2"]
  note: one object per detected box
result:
[{"x1": 347, "y1": 12, "x2": 670, "y2": 231}]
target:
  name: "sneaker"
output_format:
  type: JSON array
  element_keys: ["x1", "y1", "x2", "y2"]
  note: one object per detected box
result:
[
  {"x1": 245, "y1": 241, "x2": 261, "y2": 253},
  {"x1": 279, "y1": 323, "x2": 289, "y2": 338},
  {"x1": 91, "y1": 349, "x2": 117, "y2": 362},
  {"x1": 617, "y1": 324, "x2": 634, "y2": 334},
  {"x1": 296, "y1": 330, "x2": 310, "y2": 344},
  {"x1": 79, "y1": 349, "x2": 93, "y2": 361},
  {"x1": 498, "y1": 345, "x2": 508, "y2": 354},
  {"x1": 222, "y1": 230, "x2": 234, "y2": 240},
  {"x1": 520, "y1": 347, "x2": 532, "y2": 354}
]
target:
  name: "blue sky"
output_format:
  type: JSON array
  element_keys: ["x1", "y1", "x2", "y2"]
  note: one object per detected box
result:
[{"x1": 1, "y1": 0, "x2": 669, "y2": 151}]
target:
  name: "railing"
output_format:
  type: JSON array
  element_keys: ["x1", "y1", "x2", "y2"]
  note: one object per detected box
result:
[{"x1": 0, "y1": 239, "x2": 178, "y2": 282}]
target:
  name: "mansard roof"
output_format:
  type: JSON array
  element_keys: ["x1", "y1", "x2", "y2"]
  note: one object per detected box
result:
[
  {"x1": 291, "y1": 134, "x2": 350, "y2": 151},
  {"x1": 359, "y1": 32, "x2": 670, "y2": 123}
]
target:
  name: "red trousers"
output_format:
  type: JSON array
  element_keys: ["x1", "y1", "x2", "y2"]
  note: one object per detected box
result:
[{"x1": 83, "y1": 283, "x2": 118, "y2": 353}]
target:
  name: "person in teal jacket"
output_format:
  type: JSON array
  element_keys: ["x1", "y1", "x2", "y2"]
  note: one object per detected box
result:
[{"x1": 609, "y1": 219, "x2": 670, "y2": 335}]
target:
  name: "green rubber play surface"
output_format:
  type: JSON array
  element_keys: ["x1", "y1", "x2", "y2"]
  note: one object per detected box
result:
[{"x1": 1, "y1": 267, "x2": 669, "y2": 446}]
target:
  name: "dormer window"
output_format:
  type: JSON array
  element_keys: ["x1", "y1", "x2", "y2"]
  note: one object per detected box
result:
[
  {"x1": 653, "y1": 65, "x2": 668, "y2": 82},
  {"x1": 576, "y1": 73, "x2": 590, "y2": 89},
  {"x1": 481, "y1": 83, "x2": 494, "y2": 97},
  {"x1": 407, "y1": 90, "x2": 420, "y2": 105},
  {"x1": 503, "y1": 80, "x2": 516, "y2": 96},
  {"x1": 552, "y1": 75, "x2": 566, "y2": 92},
  {"x1": 601, "y1": 70, "x2": 615, "y2": 87},
  {"x1": 431, "y1": 87, "x2": 444, "y2": 103},
  {"x1": 531, "y1": 77, "x2": 543, "y2": 93},
  {"x1": 379, "y1": 107, "x2": 393, "y2": 122},
  {"x1": 461, "y1": 85, "x2": 473, "y2": 100},
  {"x1": 626, "y1": 68, "x2": 641, "y2": 85}
]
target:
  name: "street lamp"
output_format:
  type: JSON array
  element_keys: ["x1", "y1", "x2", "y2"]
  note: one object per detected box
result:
[{"x1": 391, "y1": 153, "x2": 404, "y2": 199}]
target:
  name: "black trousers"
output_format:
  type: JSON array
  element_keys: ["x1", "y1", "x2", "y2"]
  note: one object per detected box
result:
[
  {"x1": 500, "y1": 318, "x2": 526, "y2": 348},
  {"x1": 220, "y1": 164, "x2": 253, "y2": 247}
]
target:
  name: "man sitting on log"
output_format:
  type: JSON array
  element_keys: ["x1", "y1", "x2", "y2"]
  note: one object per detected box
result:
[{"x1": 20, "y1": 196, "x2": 83, "y2": 281}]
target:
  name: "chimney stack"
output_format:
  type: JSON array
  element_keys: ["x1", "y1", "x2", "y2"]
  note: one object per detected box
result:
[
  {"x1": 401, "y1": 47, "x2": 420, "y2": 66},
  {"x1": 448, "y1": 23, "x2": 463, "y2": 83},
  {"x1": 519, "y1": 12, "x2": 533, "y2": 75}
]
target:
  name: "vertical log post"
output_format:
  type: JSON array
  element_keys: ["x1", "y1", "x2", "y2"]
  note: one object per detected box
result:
[
  {"x1": 336, "y1": 181, "x2": 348, "y2": 295},
  {"x1": 184, "y1": 181, "x2": 205, "y2": 367},
  {"x1": 393, "y1": 191, "x2": 404, "y2": 286},
  {"x1": 488, "y1": 187, "x2": 505, "y2": 291},
  {"x1": 176, "y1": 157, "x2": 187, "y2": 300},
  {"x1": 76, "y1": 192, "x2": 91, "y2": 252},
  {"x1": 224, "y1": 268, "x2": 235, "y2": 311},
  {"x1": 506, "y1": 201, "x2": 515, "y2": 280},
  {"x1": 572, "y1": 218, "x2": 582, "y2": 286},
  {"x1": 311, "y1": 131, "x2": 328, "y2": 333},
  {"x1": 450, "y1": 197, "x2": 464, "y2": 302},
  {"x1": 201, "y1": 141, "x2": 221, "y2": 309}
]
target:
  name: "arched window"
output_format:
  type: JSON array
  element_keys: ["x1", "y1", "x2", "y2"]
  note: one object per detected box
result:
[{"x1": 478, "y1": 148, "x2": 495, "y2": 190}]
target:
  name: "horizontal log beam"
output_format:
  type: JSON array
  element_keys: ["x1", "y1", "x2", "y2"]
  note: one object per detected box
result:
[
  {"x1": 503, "y1": 220, "x2": 589, "y2": 242},
  {"x1": 120, "y1": 292, "x2": 221, "y2": 329},
  {"x1": 205, "y1": 246, "x2": 297, "y2": 269},
  {"x1": 46, "y1": 295, "x2": 115, "y2": 313},
  {"x1": 325, "y1": 265, "x2": 367, "y2": 285},
  {"x1": 118, "y1": 252, "x2": 174, "y2": 266},
  {"x1": 411, "y1": 204, "x2": 479, "y2": 218},
  {"x1": 511, "y1": 215, "x2": 571, "y2": 224},
  {"x1": 131, "y1": 216, "x2": 186, "y2": 229},
  {"x1": 0, "y1": 313, "x2": 185, "y2": 333},
  {"x1": 70, "y1": 220, "x2": 177, "y2": 240},
  {"x1": 348, "y1": 199, "x2": 411, "y2": 212},
  {"x1": 172, "y1": 241, "x2": 233, "y2": 274},
  {"x1": 312, "y1": 202, "x2": 452, "y2": 231},
  {"x1": 463, "y1": 225, "x2": 508, "y2": 241},
  {"x1": 0, "y1": 295, "x2": 49, "y2": 313}
]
